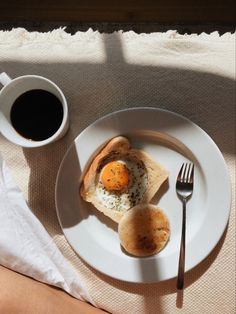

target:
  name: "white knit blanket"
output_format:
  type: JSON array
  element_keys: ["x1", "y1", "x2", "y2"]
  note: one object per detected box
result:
[{"x1": 0, "y1": 28, "x2": 235, "y2": 314}]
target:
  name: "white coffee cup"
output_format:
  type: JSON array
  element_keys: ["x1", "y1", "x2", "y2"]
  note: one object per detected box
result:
[{"x1": 0, "y1": 72, "x2": 69, "y2": 147}]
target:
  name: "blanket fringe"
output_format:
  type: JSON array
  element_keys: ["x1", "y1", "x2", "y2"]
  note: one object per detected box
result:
[{"x1": 0, "y1": 27, "x2": 235, "y2": 44}]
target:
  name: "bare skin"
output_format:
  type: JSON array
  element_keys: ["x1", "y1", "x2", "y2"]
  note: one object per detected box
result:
[{"x1": 0, "y1": 265, "x2": 108, "y2": 314}]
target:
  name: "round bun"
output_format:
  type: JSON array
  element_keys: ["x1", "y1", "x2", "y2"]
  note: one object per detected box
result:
[{"x1": 118, "y1": 204, "x2": 170, "y2": 257}]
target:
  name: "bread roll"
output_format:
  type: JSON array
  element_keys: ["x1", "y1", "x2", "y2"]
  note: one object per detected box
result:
[{"x1": 118, "y1": 204, "x2": 170, "y2": 256}]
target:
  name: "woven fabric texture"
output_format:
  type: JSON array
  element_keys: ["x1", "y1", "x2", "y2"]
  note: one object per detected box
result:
[{"x1": 0, "y1": 28, "x2": 235, "y2": 314}]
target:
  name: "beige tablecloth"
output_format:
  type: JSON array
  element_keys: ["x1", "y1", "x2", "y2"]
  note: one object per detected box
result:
[{"x1": 0, "y1": 28, "x2": 235, "y2": 314}]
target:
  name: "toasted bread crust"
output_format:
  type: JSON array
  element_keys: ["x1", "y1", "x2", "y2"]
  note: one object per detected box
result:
[
  {"x1": 80, "y1": 136, "x2": 130, "y2": 201},
  {"x1": 118, "y1": 204, "x2": 170, "y2": 256},
  {"x1": 80, "y1": 136, "x2": 169, "y2": 223}
]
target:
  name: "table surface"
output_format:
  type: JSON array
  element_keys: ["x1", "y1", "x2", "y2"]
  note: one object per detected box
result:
[
  {"x1": 0, "y1": 0, "x2": 235, "y2": 23},
  {"x1": 0, "y1": 28, "x2": 235, "y2": 314}
]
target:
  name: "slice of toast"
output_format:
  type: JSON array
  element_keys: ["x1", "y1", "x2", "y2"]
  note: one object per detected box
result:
[{"x1": 80, "y1": 136, "x2": 169, "y2": 223}]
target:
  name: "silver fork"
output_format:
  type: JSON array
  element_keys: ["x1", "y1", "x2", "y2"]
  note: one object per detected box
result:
[{"x1": 176, "y1": 162, "x2": 194, "y2": 290}]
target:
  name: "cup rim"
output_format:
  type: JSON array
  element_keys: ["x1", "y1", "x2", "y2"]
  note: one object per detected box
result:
[{"x1": 0, "y1": 74, "x2": 69, "y2": 147}]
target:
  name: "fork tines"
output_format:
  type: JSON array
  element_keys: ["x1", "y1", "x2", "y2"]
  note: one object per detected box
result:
[{"x1": 179, "y1": 163, "x2": 194, "y2": 183}]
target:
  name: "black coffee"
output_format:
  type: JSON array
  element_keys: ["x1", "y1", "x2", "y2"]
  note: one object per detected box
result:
[{"x1": 10, "y1": 89, "x2": 64, "y2": 141}]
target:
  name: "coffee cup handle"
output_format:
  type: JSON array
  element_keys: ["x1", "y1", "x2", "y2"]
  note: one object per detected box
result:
[{"x1": 0, "y1": 72, "x2": 12, "y2": 87}]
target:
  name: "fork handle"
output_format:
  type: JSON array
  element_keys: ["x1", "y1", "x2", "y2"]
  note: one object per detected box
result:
[{"x1": 177, "y1": 198, "x2": 186, "y2": 290}]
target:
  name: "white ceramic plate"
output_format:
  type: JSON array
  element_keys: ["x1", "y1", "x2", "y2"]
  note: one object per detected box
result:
[{"x1": 55, "y1": 107, "x2": 231, "y2": 283}]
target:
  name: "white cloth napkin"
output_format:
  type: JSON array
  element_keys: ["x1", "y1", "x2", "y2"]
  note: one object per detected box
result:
[{"x1": 0, "y1": 154, "x2": 96, "y2": 306}]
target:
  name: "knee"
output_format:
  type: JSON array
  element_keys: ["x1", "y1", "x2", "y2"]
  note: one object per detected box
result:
[
  {"x1": 0, "y1": 287, "x2": 12, "y2": 314},
  {"x1": 0, "y1": 266, "x2": 16, "y2": 314}
]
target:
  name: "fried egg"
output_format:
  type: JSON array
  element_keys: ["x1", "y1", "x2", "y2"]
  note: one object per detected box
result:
[
  {"x1": 80, "y1": 136, "x2": 169, "y2": 223},
  {"x1": 95, "y1": 154, "x2": 148, "y2": 212}
]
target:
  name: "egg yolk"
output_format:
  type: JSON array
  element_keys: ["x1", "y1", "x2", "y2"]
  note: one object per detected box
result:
[{"x1": 101, "y1": 161, "x2": 129, "y2": 190}]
